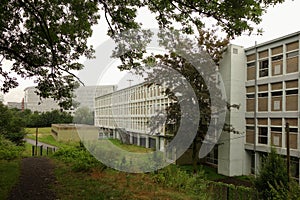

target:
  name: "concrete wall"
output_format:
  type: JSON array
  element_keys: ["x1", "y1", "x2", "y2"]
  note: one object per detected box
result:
[
  {"x1": 218, "y1": 45, "x2": 250, "y2": 176},
  {"x1": 51, "y1": 124, "x2": 99, "y2": 142}
]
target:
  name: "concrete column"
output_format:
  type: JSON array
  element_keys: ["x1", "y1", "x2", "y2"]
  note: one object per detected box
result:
[{"x1": 145, "y1": 135, "x2": 149, "y2": 148}]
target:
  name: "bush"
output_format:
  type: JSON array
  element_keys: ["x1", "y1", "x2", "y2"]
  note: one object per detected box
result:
[
  {"x1": 152, "y1": 165, "x2": 207, "y2": 196},
  {"x1": 52, "y1": 146, "x2": 105, "y2": 172},
  {"x1": 254, "y1": 147, "x2": 289, "y2": 199},
  {"x1": 0, "y1": 135, "x2": 23, "y2": 160}
]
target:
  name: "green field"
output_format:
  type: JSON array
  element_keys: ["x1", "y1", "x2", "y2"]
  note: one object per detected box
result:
[{"x1": 25, "y1": 127, "x2": 78, "y2": 148}]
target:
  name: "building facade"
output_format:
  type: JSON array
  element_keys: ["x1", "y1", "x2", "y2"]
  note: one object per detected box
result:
[
  {"x1": 24, "y1": 85, "x2": 116, "y2": 113},
  {"x1": 95, "y1": 83, "x2": 173, "y2": 151},
  {"x1": 94, "y1": 31, "x2": 300, "y2": 180},
  {"x1": 244, "y1": 32, "x2": 300, "y2": 180}
]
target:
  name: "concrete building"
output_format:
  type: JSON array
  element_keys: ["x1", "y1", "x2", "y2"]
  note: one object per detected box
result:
[
  {"x1": 94, "y1": 31, "x2": 300, "y2": 180},
  {"x1": 243, "y1": 32, "x2": 300, "y2": 180},
  {"x1": 7, "y1": 102, "x2": 23, "y2": 110},
  {"x1": 24, "y1": 86, "x2": 60, "y2": 112},
  {"x1": 95, "y1": 83, "x2": 173, "y2": 151},
  {"x1": 24, "y1": 85, "x2": 116, "y2": 113},
  {"x1": 213, "y1": 31, "x2": 300, "y2": 179}
]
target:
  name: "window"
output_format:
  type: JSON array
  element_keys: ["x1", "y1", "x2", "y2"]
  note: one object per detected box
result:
[
  {"x1": 286, "y1": 89, "x2": 298, "y2": 95},
  {"x1": 258, "y1": 127, "x2": 268, "y2": 144},
  {"x1": 272, "y1": 91, "x2": 282, "y2": 96},
  {"x1": 258, "y1": 93, "x2": 268, "y2": 97},
  {"x1": 287, "y1": 51, "x2": 299, "y2": 58},
  {"x1": 272, "y1": 55, "x2": 283, "y2": 61},
  {"x1": 247, "y1": 94, "x2": 255, "y2": 98},
  {"x1": 259, "y1": 60, "x2": 268, "y2": 77},
  {"x1": 247, "y1": 62, "x2": 255, "y2": 67}
]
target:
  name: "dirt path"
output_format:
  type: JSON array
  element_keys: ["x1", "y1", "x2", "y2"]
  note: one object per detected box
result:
[{"x1": 8, "y1": 157, "x2": 57, "y2": 200}]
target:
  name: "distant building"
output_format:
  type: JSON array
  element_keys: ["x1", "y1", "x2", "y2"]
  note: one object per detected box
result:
[
  {"x1": 24, "y1": 85, "x2": 116, "y2": 113},
  {"x1": 95, "y1": 82, "x2": 173, "y2": 151},
  {"x1": 24, "y1": 86, "x2": 60, "y2": 112},
  {"x1": 7, "y1": 102, "x2": 22, "y2": 110}
]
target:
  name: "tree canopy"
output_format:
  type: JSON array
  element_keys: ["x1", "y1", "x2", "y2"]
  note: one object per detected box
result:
[
  {"x1": 0, "y1": 0, "x2": 285, "y2": 108},
  {"x1": 0, "y1": 0, "x2": 99, "y2": 108}
]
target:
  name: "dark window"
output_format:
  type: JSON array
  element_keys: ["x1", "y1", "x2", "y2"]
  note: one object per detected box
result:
[
  {"x1": 289, "y1": 128, "x2": 298, "y2": 133},
  {"x1": 286, "y1": 89, "x2": 298, "y2": 95},
  {"x1": 272, "y1": 91, "x2": 282, "y2": 96},
  {"x1": 258, "y1": 127, "x2": 268, "y2": 144},
  {"x1": 271, "y1": 127, "x2": 282, "y2": 132},
  {"x1": 247, "y1": 94, "x2": 255, "y2": 99},
  {"x1": 247, "y1": 62, "x2": 255, "y2": 67},
  {"x1": 258, "y1": 93, "x2": 268, "y2": 97},
  {"x1": 272, "y1": 55, "x2": 283, "y2": 61},
  {"x1": 259, "y1": 60, "x2": 269, "y2": 77}
]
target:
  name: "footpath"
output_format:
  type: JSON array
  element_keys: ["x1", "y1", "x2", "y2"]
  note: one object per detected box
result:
[{"x1": 8, "y1": 157, "x2": 57, "y2": 200}]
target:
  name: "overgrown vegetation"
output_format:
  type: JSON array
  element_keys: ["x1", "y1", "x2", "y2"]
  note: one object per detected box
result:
[
  {"x1": 0, "y1": 103, "x2": 26, "y2": 145},
  {"x1": 52, "y1": 145, "x2": 105, "y2": 172},
  {"x1": 0, "y1": 135, "x2": 23, "y2": 160},
  {"x1": 254, "y1": 147, "x2": 300, "y2": 199}
]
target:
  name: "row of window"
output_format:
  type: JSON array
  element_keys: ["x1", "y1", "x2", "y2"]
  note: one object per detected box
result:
[{"x1": 246, "y1": 41, "x2": 299, "y2": 80}]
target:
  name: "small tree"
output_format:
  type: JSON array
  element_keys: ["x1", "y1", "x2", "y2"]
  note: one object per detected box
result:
[
  {"x1": 254, "y1": 147, "x2": 289, "y2": 199},
  {"x1": 73, "y1": 107, "x2": 94, "y2": 125}
]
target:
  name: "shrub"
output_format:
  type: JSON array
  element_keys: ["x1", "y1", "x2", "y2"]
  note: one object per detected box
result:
[
  {"x1": 254, "y1": 147, "x2": 289, "y2": 199},
  {"x1": 52, "y1": 146, "x2": 105, "y2": 172},
  {"x1": 0, "y1": 135, "x2": 23, "y2": 160}
]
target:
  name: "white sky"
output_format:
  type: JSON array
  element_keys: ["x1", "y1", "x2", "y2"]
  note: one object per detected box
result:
[{"x1": 2, "y1": 0, "x2": 300, "y2": 103}]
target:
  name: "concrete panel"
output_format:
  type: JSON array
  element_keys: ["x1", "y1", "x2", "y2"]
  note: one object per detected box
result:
[
  {"x1": 286, "y1": 41, "x2": 299, "y2": 52},
  {"x1": 271, "y1": 82, "x2": 283, "y2": 90},
  {"x1": 286, "y1": 80, "x2": 298, "y2": 88},
  {"x1": 258, "y1": 84, "x2": 268, "y2": 91},
  {"x1": 286, "y1": 57, "x2": 298, "y2": 73},
  {"x1": 259, "y1": 50, "x2": 268, "y2": 59},
  {"x1": 286, "y1": 95, "x2": 298, "y2": 111},
  {"x1": 272, "y1": 46, "x2": 283, "y2": 55}
]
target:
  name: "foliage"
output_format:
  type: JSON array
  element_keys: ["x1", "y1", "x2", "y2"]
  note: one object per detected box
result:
[
  {"x1": 0, "y1": 103, "x2": 26, "y2": 145},
  {"x1": 0, "y1": 0, "x2": 99, "y2": 108},
  {"x1": 0, "y1": 134, "x2": 23, "y2": 160},
  {"x1": 52, "y1": 145, "x2": 105, "y2": 172},
  {"x1": 152, "y1": 165, "x2": 208, "y2": 196},
  {"x1": 27, "y1": 110, "x2": 73, "y2": 127},
  {"x1": 254, "y1": 147, "x2": 289, "y2": 199},
  {"x1": 99, "y1": 0, "x2": 285, "y2": 71},
  {"x1": 268, "y1": 180, "x2": 300, "y2": 200},
  {"x1": 73, "y1": 106, "x2": 94, "y2": 125}
]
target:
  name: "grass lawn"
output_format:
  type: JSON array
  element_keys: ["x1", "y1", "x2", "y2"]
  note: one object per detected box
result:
[
  {"x1": 0, "y1": 159, "x2": 20, "y2": 200},
  {"x1": 25, "y1": 127, "x2": 52, "y2": 135},
  {"x1": 25, "y1": 127, "x2": 78, "y2": 148},
  {"x1": 108, "y1": 139, "x2": 154, "y2": 153}
]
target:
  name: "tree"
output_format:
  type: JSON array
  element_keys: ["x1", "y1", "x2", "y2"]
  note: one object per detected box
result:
[
  {"x1": 98, "y1": 0, "x2": 285, "y2": 70},
  {"x1": 28, "y1": 110, "x2": 73, "y2": 127},
  {"x1": 73, "y1": 106, "x2": 94, "y2": 125},
  {"x1": 98, "y1": 0, "x2": 285, "y2": 171},
  {"x1": 254, "y1": 147, "x2": 289, "y2": 199},
  {"x1": 0, "y1": 103, "x2": 26, "y2": 145},
  {"x1": 0, "y1": 0, "x2": 99, "y2": 109}
]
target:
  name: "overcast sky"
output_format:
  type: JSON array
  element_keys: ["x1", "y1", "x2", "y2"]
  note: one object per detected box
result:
[{"x1": 3, "y1": 0, "x2": 300, "y2": 103}]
